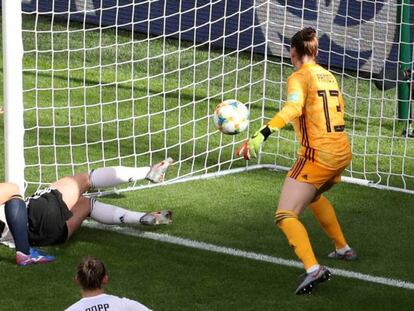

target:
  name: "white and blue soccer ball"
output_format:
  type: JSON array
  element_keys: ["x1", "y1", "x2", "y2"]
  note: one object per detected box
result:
[{"x1": 213, "y1": 99, "x2": 249, "y2": 135}]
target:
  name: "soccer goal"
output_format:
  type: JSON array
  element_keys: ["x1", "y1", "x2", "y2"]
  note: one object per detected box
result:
[{"x1": 3, "y1": 0, "x2": 414, "y2": 195}]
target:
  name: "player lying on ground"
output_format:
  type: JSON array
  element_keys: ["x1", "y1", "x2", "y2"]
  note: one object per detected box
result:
[
  {"x1": 0, "y1": 182, "x2": 55, "y2": 266},
  {"x1": 237, "y1": 27, "x2": 357, "y2": 295},
  {"x1": 65, "y1": 256, "x2": 153, "y2": 311},
  {"x1": 0, "y1": 158, "x2": 174, "y2": 266}
]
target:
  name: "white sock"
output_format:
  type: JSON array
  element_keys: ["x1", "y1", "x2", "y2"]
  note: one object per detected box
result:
[
  {"x1": 336, "y1": 244, "x2": 351, "y2": 255},
  {"x1": 306, "y1": 264, "x2": 320, "y2": 274},
  {"x1": 89, "y1": 166, "x2": 150, "y2": 189},
  {"x1": 90, "y1": 199, "x2": 146, "y2": 224}
]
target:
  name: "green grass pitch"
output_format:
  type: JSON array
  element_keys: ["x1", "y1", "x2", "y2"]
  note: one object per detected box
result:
[
  {"x1": 0, "y1": 13, "x2": 413, "y2": 310},
  {"x1": 0, "y1": 171, "x2": 414, "y2": 310}
]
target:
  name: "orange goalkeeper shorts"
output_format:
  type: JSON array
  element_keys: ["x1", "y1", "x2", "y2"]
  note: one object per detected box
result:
[{"x1": 287, "y1": 156, "x2": 348, "y2": 192}]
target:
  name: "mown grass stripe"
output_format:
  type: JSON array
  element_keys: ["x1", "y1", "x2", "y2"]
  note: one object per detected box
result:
[{"x1": 83, "y1": 221, "x2": 414, "y2": 291}]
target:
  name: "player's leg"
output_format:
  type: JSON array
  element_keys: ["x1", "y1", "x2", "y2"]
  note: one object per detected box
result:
[
  {"x1": 275, "y1": 176, "x2": 319, "y2": 272},
  {"x1": 51, "y1": 172, "x2": 91, "y2": 210},
  {"x1": 0, "y1": 182, "x2": 21, "y2": 205},
  {"x1": 50, "y1": 167, "x2": 155, "y2": 211},
  {"x1": 4, "y1": 195, "x2": 30, "y2": 256},
  {"x1": 309, "y1": 176, "x2": 357, "y2": 261},
  {"x1": 55, "y1": 161, "x2": 174, "y2": 239},
  {"x1": 89, "y1": 198, "x2": 172, "y2": 226},
  {"x1": 0, "y1": 183, "x2": 25, "y2": 253},
  {"x1": 52, "y1": 160, "x2": 174, "y2": 210},
  {"x1": 65, "y1": 196, "x2": 91, "y2": 238},
  {"x1": 276, "y1": 180, "x2": 332, "y2": 295},
  {"x1": 90, "y1": 158, "x2": 174, "y2": 188},
  {"x1": 51, "y1": 168, "x2": 152, "y2": 211},
  {"x1": 0, "y1": 183, "x2": 55, "y2": 265},
  {"x1": 275, "y1": 159, "x2": 331, "y2": 294},
  {"x1": 66, "y1": 196, "x2": 173, "y2": 239},
  {"x1": 89, "y1": 166, "x2": 150, "y2": 188},
  {"x1": 309, "y1": 195, "x2": 348, "y2": 248}
]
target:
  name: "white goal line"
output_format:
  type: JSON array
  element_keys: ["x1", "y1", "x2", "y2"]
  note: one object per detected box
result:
[{"x1": 83, "y1": 221, "x2": 414, "y2": 291}]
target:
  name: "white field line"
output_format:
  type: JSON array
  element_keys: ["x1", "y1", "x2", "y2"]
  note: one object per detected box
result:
[{"x1": 83, "y1": 221, "x2": 414, "y2": 291}]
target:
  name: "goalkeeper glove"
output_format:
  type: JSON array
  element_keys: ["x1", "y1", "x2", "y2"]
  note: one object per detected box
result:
[{"x1": 236, "y1": 125, "x2": 275, "y2": 160}]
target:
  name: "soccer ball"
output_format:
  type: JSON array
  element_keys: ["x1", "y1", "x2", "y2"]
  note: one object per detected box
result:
[{"x1": 213, "y1": 99, "x2": 249, "y2": 135}]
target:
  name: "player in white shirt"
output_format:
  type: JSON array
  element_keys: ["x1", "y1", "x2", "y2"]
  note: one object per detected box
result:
[
  {"x1": 65, "y1": 294, "x2": 152, "y2": 311},
  {"x1": 65, "y1": 256, "x2": 152, "y2": 311},
  {"x1": 0, "y1": 159, "x2": 174, "y2": 266}
]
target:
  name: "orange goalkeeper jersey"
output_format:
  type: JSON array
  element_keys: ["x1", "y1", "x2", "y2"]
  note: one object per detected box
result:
[{"x1": 268, "y1": 63, "x2": 352, "y2": 169}]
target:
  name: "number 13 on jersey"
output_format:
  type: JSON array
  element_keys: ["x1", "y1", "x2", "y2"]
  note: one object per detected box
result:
[{"x1": 317, "y1": 90, "x2": 345, "y2": 133}]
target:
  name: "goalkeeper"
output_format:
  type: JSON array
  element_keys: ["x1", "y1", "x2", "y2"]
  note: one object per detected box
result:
[
  {"x1": 237, "y1": 27, "x2": 356, "y2": 294},
  {"x1": 0, "y1": 158, "x2": 174, "y2": 266}
]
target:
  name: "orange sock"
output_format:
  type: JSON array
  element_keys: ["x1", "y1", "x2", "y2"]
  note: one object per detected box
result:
[
  {"x1": 275, "y1": 210, "x2": 318, "y2": 270},
  {"x1": 309, "y1": 195, "x2": 348, "y2": 249}
]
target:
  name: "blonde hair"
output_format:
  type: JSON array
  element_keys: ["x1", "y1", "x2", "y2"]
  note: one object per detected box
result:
[{"x1": 290, "y1": 27, "x2": 318, "y2": 59}]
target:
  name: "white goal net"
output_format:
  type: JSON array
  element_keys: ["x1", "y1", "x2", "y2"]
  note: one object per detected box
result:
[{"x1": 3, "y1": 0, "x2": 414, "y2": 194}]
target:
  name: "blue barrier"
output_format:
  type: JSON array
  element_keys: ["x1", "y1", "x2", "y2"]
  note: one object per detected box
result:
[{"x1": 20, "y1": 0, "x2": 412, "y2": 74}]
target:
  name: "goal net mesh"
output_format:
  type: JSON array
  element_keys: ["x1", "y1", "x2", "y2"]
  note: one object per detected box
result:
[{"x1": 19, "y1": 0, "x2": 414, "y2": 194}]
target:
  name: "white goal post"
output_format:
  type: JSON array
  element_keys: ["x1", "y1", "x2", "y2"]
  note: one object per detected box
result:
[
  {"x1": 2, "y1": 0, "x2": 414, "y2": 195},
  {"x1": 2, "y1": 0, "x2": 25, "y2": 192}
]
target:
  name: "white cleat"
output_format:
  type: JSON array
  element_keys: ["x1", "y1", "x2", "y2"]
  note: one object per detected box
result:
[
  {"x1": 139, "y1": 210, "x2": 173, "y2": 226},
  {"x1": 328, "y1": 248, "x2": 358, "y2": 261},
  {"x1": 145, "y1": 158, "x2": 174, "y2": 183},
  {"x1": 295, "y1": 266, "x2": 331, "y2": 295}
]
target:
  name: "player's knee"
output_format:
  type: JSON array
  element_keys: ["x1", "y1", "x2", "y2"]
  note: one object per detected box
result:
[
  {"x1": 1, "y1": 182, "x2": 22, "y2": 201},
  {"x1": 72, "y1": 196, "x2": 92, "y2": 218},
  {"x1": 275, "y1": 210, "x2": 298, "y2": 226},
  {"x1": 8, "y1": 182, "x2": 21, "y2": 195},
  {"x1": 311, "y1": 194, "x2": 322, "y2": 204},
  {"x1": 5, "y1": 196, "x2": 26, "y2": 222},
  {"x1": 75, "y1": 172, "x2": 92, "y2": 191}
]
